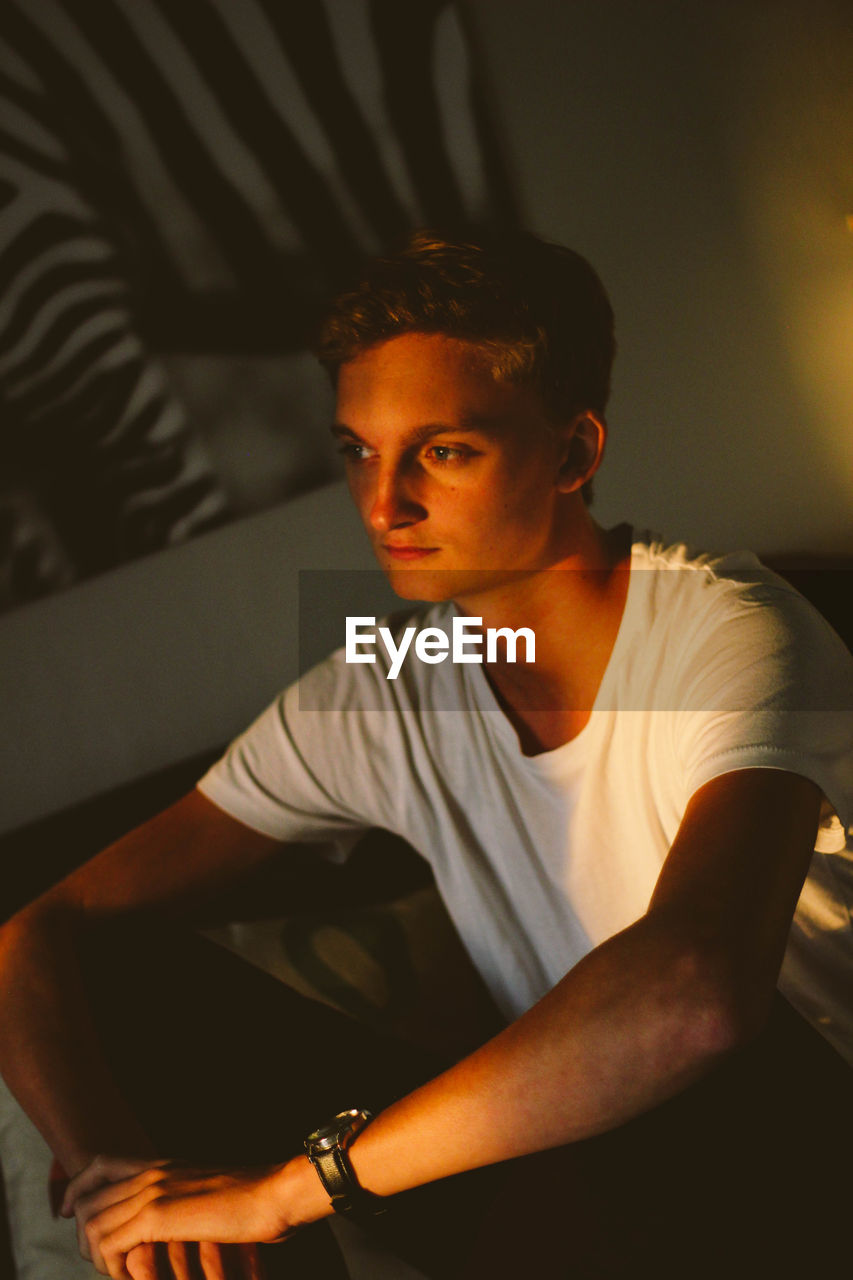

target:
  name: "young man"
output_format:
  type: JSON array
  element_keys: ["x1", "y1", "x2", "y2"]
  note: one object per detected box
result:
[{"x1": 1, "y1": 229, "x2": 851, "y2": 1280}]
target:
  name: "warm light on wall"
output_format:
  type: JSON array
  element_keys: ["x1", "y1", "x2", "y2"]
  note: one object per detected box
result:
[{"x1": 729, "y1": 5, "x2": 853, "y2": 548}]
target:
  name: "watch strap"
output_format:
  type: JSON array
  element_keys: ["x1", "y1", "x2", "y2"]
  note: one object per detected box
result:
[
  {"x1": 310, "y1": 1144, "x2": 387, "y2": 1219},
  {"x1": 305, "y1": 1109, "x2": 388, "y2": 1222}
]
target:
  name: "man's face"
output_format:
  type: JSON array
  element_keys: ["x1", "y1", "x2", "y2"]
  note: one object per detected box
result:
[{"x1": 333, "y1": 332, "x2": 578, "y2": 603}]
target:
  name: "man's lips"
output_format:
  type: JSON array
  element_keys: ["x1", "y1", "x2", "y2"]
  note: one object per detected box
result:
[{"x1": 381, "y1": 544, "x2": 439, "y2": 561}]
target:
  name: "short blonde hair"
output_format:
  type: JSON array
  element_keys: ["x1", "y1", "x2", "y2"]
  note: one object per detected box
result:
[{"x1": 316, "y1": 227, "x2": 615, "y2": 425}]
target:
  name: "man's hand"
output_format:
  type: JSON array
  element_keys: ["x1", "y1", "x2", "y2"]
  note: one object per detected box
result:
[
  {"x1": 61, "y1": 1154, "x2": 314, "y2": 1279},
  {"x1": 120, "y1": 1242, "x2": 264, "y2": 1280}
]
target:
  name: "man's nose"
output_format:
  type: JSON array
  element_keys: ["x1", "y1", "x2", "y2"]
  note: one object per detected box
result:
[{"x1": 367, "y1": 464, "x2": 426, "y2": 533}]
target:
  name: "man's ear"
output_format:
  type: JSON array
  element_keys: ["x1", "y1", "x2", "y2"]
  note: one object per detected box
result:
[{"x1": 555, "y1": 412, "x2": 607, "y2": 493}]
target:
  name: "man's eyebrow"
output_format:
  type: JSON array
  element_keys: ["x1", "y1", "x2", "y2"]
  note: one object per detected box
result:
[{"x1": 330, "y1": 419, "x2": 499, "y2": 443}]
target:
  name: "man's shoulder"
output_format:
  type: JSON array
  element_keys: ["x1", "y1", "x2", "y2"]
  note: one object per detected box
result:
[
  {"x1": 619, "y1": 530, "x2": 853, "y2": 707},
  {"x1": 630, "y1": 529, "x2": 827, "y2": 624},
  {"x1": 630, "y1": 530, "x2": 763, "y2": 577}
]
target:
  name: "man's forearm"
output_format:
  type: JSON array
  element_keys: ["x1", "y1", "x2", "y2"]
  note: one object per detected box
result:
[
  {"x1": 0, "y1": 901, "x2": 154, "y2": 1175},
  {"x1": 342, "y1": 913, "x2": 740, "y2": 1200}
]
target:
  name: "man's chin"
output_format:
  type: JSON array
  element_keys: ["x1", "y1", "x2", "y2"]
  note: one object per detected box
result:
[
  {"x1": 382, "y1": 566, "x2": 456, "y2": 603},
  {"x1": 381, "y1": 565, "x2": 514, "y2": 604}
]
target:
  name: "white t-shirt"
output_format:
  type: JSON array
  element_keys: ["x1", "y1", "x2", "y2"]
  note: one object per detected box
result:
[{"x1": 198, "y1": 534, "x2": 853, "y2": 1062}]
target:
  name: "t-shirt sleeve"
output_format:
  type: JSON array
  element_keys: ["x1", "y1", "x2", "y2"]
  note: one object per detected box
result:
[
  {"x1": 196, "y1": 647, "x2": 410, "y2": 850},
  {"x1": 672, "y1": 581, "x2": 853, "y2": 841}
]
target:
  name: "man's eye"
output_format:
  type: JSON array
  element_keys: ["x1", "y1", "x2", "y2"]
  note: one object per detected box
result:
[
  {"x1": 425, "y1": 444, "x2": 468, "y2": 464},
  {"x1": 338, "y1": 443, "x2": 374, "y2": 462}
]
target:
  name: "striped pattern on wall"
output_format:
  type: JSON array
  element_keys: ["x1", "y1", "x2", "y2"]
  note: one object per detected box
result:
[{"x1": 0, "y1": 0, "x2": 516, "y2": 607}]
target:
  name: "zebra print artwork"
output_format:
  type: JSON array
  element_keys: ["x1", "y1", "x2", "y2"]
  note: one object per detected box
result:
[{"x1": 0, "y1": 0, "x2": 517, "y2": 611}]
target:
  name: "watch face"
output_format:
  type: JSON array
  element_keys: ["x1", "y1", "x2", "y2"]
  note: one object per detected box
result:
[{"x1": 306, "y1": 1109, "x2": 367, "y2": 1152}]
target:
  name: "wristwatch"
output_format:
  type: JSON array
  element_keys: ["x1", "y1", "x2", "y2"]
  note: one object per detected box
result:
[{"x1": 304, "y1": 1108, "x2": 388, "y2": 1221}]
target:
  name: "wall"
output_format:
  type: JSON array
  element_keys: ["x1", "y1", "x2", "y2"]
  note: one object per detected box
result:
[
  {"x1": 3, "y1": 0, "x2": 851, "y2": 832},
  {"x1": 465, "y1": 0, "x2": 853, "y2": 552},
  {"x1": 0, "y1": 481, "x2": 397, "y2": 834}
]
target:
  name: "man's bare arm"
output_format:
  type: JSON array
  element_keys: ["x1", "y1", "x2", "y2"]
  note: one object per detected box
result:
[
  {"x1": 343, "y1": 767, "x2": 822, "y2": 1194},
  {"x1": 0, "y1": 788, "x2": 283, "y2": 1177}
]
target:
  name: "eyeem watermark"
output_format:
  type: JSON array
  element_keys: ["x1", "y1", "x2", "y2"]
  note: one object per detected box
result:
[{"x1": 346, "y1": 615, "x2": 535, "y2": 680}]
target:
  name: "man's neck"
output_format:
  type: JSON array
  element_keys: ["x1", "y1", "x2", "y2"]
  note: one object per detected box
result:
[{"x1": 455, "y1": 520, "x2": 633, "y2": 754}]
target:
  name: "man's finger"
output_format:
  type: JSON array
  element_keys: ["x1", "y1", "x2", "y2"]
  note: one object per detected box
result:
[
  {"x1": 125, "y1": 1243, "x2": 161, "y2": 1280},
  {"x1": 75, "y1": 1167, "x2": 168, "y2": 1230},
  {"x1": 197, "y1": 1240, "x2": 227, "y2": 1280},
  {"x1": 164, "y1": 1240, "x2": 195, "y2": 1280},
  {"x1": 242, "y1": 1243, "x2": 265, "y2": 1280},
  {"x1": 75, "y1": 1209, "x2": 92, "y2": 1262},
  {"x1": 83, "y1": 1186, "x2": 161, "y2": 1276},
  {"x1": 63, "y1": 1157, "x2": 166, "y2": 1216},
  {"x1": 202, "y1": 1242, "x2": 263, "y2": 1280}
]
